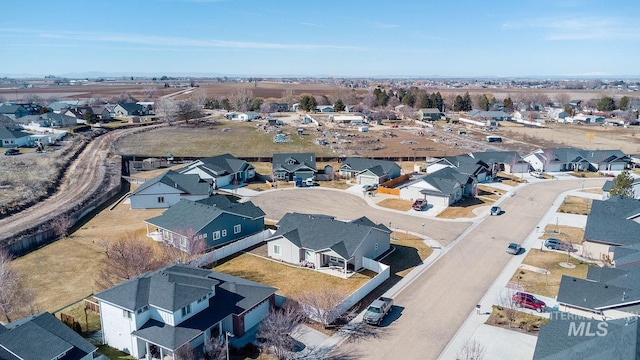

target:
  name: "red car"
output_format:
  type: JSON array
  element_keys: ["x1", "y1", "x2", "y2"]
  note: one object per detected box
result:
[
  {"x1": 412, "y1": 199, "x2": 428, "y2": 211},
  {"x1": 512, "y1": 292, "x2": 546, "y2": 313}
]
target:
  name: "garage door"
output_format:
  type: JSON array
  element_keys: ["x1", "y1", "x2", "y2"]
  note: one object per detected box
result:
[
  {"x1": 243, "y1": 299, "x2": 270, "y2": 331},
  {"x1": 358, "y1": 175, "x2": 377, "y2": 186}
]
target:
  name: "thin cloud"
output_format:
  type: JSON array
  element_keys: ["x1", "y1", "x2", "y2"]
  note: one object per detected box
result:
[
  {"x1": 503, "y1": 16, "x2": 640, "y2": 40},
  {"x1": 300, "y1": 22, "x2": 322, "y2": 28},
  {"x1": 0, "y1": 28, "x2": 366, "y2": 51}
]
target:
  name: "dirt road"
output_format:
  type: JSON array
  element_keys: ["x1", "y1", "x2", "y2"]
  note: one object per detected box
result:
[{"x1": 0, "y1": 125, "x2": 162, "y2": 242}]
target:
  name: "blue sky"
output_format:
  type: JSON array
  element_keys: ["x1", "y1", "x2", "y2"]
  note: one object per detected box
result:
[{"x1": 1, "y1": 0, "x2": 639, "y2": 78}]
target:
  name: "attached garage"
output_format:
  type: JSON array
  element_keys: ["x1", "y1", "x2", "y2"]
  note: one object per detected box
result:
[{"x1": 242, "y1": 298, "x2": 271, "y2": 332}]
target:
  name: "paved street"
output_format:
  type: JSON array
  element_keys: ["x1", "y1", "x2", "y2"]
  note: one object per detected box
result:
[{"x1": 252, "y1": 178, "x2": 605, "y2": 359}]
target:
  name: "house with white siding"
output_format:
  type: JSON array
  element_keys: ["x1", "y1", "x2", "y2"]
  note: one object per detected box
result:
[
  {"x1": 129, "y1": 170, "x2": 212, "y2": 209},
  {"x1": 398, "y1": 167, "x2": 474, "y2": 207},
  {"x1": 94, "y1": 264, "x2": 276, "y2": 359},
  {"x1": 339, "y1": 157, "x2": 401, "y2": 185},
  {"x1": 179, "y1": 154, "x2": 255, "y2": 189}
]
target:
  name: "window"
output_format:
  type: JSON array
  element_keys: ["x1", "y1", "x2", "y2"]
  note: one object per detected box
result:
[
  {"x1": 234, "y1": 224, "x2": 241, "y2": 234},
  {"x1": 157, "y1": 196, "x2": 165, "y2": 203},
  {"x1": 123, "y1": 310, "x2": 132, "y2": 319},
  {"x1": 274, "y1": 244, "x2": 281, "y2": 255},
  {"x1": 197, "y1": 295, "x2": 207, "y2": 303},
  {"x1": 213, "y1": 231, "x2": 220, "y2": 240},
  {"x1": 221, "y1": 229, "x2": 227, "y2": 237},
  {"x1": 137, "y1": 305, "x2": 149, "y2": 314},
  {"x1": 181, "y1": 304, "x2": 191, "y2": 317},
  {"x1": 180, "y1": 237, "x2": 187, "y2": 248},
  {"x1": 203, "y1": 233, "x2": 207, "y2": 238}
]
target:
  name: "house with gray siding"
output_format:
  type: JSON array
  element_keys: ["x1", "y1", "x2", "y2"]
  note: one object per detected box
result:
[
  {"x1": 0, "y1": 312, "x2": 97, "y2": 360},
  {"x1": 469, "y1": 150, "x2": 530, "y2": 174},
  {"x1": 339, "y1": 157, "x2": 401, "y2": 185},
  {"x1": 524, "y1": 148, "x2": 629, "y2": 173},
  {"x1": 145, "y1": 195, "x2": 265, "y2": 249},
  {"x1": 272, "y1": 153, "x2": 317, "y2": 181},
  {"x1": 129, "y1": 170, "x2": 213, "y2": 209},
  {"x1": 266, "y1": 213, "x2": 391, "y2": 275},
  {"x1": 94, "y1": 264, "x2": 276, "y2": 359},
  {"x1": 179, "y1": 153, "x2": 255, "y2": 189},
  {"x1": 0, "y1": 127, "x2": 32, "y2": 147}
]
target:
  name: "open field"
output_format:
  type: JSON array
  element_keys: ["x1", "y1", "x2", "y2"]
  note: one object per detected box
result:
[{"x1": 510, "y1": 251, "x2": 591, "y2": 298}]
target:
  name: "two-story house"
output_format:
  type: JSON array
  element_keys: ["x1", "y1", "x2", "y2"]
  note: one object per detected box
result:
[
  {"x1": 272, "y1": 153, "x2": 316, "y2": 181},
  {"x1": 94, "y1": 264, "x2": 277, "y2": 359}
]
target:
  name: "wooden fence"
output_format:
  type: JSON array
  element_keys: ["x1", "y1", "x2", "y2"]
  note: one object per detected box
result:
[{"x1": 377, "y1": 174, "x2": 411, "y2": 196}]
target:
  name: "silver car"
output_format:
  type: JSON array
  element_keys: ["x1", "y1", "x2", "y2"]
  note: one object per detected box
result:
[{"x1": 507, "y1": 242, "x2": 522, "y2": 255}]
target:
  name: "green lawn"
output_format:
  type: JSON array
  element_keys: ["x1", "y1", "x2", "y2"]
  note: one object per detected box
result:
[{"x1": 96, "y1": 345, "x2": 135, "y2": 360}]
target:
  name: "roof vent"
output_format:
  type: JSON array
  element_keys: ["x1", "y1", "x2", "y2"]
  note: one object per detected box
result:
[{"x1": 604, "y1": 285, "x2": 608, "y2": 288}]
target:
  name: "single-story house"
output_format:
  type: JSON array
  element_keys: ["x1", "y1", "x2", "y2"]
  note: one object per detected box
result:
[
  {"x1": 524, "y1": 148, "x2": 628, "y2": 173},
  {"x1": 581, "y1": 196, "x2": 640, "y2": 262},
  {"x1": 398, "y1": 167, "x2": 474, "y2": 206},
  {"x1": 16, "y1": 113, "x2": 79, "y2": 128},
  {"x1": 417, "y1": 108, "x2": 443, "y2": 121},
  {"x1": 0, "y1": 103, "x2": 30, "y2": 120},
  {"x1": 267, "y1": 213, "x2": 391, "y2": 275},
  {"x1": 573, "y1": 114, "x2": 605, "y2": 124},
  {"x1": 237, "y1": 112, "x2": 260, "y2": 121},
  {"x1": 113, "y1": 103, "x2": 147, "y2": 117},
  {"x1": 91, "y1": 106, "x2": 112, "y2": 120},
  {"x1": 129, "y1": 170, "x2": 212, "y2": 209},
  {"x1": 512, "y1": 110, "x2": 541, "y2": 121},
  {"x1": 466, "y1": 109, "x2": 512, "y2": 121},
  {"x1": 272, "y1": 152, "x2": 316, "y2": 181},
  {"x1": 469, "y1": 151, "x2": 531, "y2": 174},
  {"x1": 329, "y1": 114, "x2": 366, "y2": 125},
  {"x1": 145, "y1": 195, "x2": 265, "y2": 249},
  {"x1": 94, "y1": 264, "x2": 277, "y2": 359},
  {"x1": 0, "y1": 127, "x2": 32, "y2": 147},
  {"x1": 427, "y1": 156, "x2": 492, "y2": 183},
  {"x1": 0, "y1": 312, "x2": 97, "y2": 360},
  {"x1": 339, "y1": 157, "x2": 401, "y2": 185},
  {"x1": 315, "y1": 105, "x2": 334, "y2": 113},
  {"x1": 179, "y1": 153, "x2": 256, "y2": 189},
  {"x1": 268, "y1": 102, "x2": 290, "y2": 112}
]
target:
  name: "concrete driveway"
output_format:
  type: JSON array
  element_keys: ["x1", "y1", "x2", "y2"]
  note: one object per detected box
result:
[{"x1": 252, "y1": 178, "x2": 605, "y2": 359}]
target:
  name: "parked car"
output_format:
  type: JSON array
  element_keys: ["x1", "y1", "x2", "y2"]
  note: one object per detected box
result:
[
  {"x1": 544, "y1": 238, "x2": 576, "y2": 252},
  {"x1": 412, "y1": 199, "x2": 428, "y2": 211},
  {"x1": 4, "y1": 148, "x2": 19, "y2": 156},
  {"x1": 512, "y1": 292, "x2": 546, "y2": 313},
  {"x1": 530, "y1": 171, "x2": 545, "y2": 179},
  {"x1": 362, "y1": 183, "x2": 378, "y2": 192},
  {"x1": 506, "y1": 242, "x2": 522, "y2": 255},
  {"x1": 491, "y1": 206, "x2": 502, "y2": 216},
  {"x1": 364, "y1": 296, "x2": 394, "y2": 325}
]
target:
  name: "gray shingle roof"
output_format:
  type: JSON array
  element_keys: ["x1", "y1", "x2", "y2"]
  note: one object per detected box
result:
[
  {"x1": 470, "y1": 151, "x2": 525, "y2": 166},
  {"x1": 180, "y1": 153, "x2": 252, "y2": 179},
  {"x1": 406, "y1": 167, "x2": 470, "y2": 196},
  {"x1": 131, "y1": 170, "x2": 212, "y2": 196},
  {"x1": 340, "y1": 157, "x2": 399, "y2": 175},
  {"x1": 533, "y1": 314, "x2": 640, "y2": 360},
  {"x1": 271, "y1": 212, "x2": 388, "y2": 259},
  {"x1": 0, "y1": 127, "x2": 30, "y2": 140},
  {"x1": 272, "y1": 153, "x2": 316, "y2": 173},
  {"x1": 196, "y1": 195, "x2": 265, "y2": 219},
  {"x1": 145, "y1": 199, "x2": 223, "y2": 235},
  {"x1": 584, "y1": 197, "x2": 640, "y2": 246},
  {"x1": 0, "y1": 312, "x2": 96, "y2": 360}
]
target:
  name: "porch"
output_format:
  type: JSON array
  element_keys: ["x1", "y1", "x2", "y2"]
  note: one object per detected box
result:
[{"x1": 303, "y1": 250, "x2": 356, "y2": 279}]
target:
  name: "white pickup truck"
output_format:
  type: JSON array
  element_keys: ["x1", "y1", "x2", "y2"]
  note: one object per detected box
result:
[{"x1": 363, "y1": 297, "x2": 393, "y2": 325}]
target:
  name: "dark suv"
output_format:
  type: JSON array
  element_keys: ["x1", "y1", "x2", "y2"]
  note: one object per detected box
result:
[
  {"x1": 4, "y1": 148, "x2": 19, "y2": 156},
  {"x1": 512, "y1": 292, "x2": 546, "y2": 313}
]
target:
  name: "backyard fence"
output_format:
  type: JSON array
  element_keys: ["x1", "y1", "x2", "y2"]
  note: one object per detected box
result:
[{"x1": 189, "y1": 229, "x2": 274, "y2": 268}]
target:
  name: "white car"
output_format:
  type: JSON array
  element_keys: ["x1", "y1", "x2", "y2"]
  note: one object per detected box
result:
[{"x1": 530, "y1": 171, "x2": 544, "y2": 179}]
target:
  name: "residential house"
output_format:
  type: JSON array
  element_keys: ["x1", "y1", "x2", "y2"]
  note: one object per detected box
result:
[
  {"x1": 0, "y1": 312, "x2": 97, "y2": 360},
  {"x1": 329, "y1": 114, "x2": 366, "y2": 125},
  {"x1": 272, "y1": 152, "x2": 316, "y2": 181},
  {"x1": 267, "y1": 212, "x2": 391, "y2": 273},
  {"x1": 546, "y1": 107, "x2": 569, "y2": 121},
  {"x1": 398, "y1": 167, "x2": 474, "y2": 206},
  {"x1": 0, "y1": 103, "x2": 30, "y2": 120},
  {"x1": 113, "y1": 103, "x2": 147, "y2": 117},
  {"x1": 524, "y1": 148, "x2": 628, "y2": 173},
  {"x1": 91, "y1": 105, "x2": 112, "y2": 120},
  {"x1": 145, "y1": 195, "x2": 265, "y2": 249},
  {"x1": 17, "y1": 113, "x2": 78, "y2": 128},
  {"x1": 602, "y1": 177, "x2": 640, "y2": 200},
  {"x1": 466, "y1": 109, "x2": 512, "y2": 121},
  {"x1": 339, "y1": 157, "x2": 401, "y2": 185},
  {"x1": 469, "y1": 150, "x2": 530, "y2": 174},
  {"x1": 237, "y1": 112, "x2": 260, "y2": 121},
  {"x1": 0, "y1": 127, "x2": 32, "y2": 147},
  {"x1": 556, "y1": 263, "x2": 640, "y2": 319},
  {"x1": 512, "y1": 110, "x2": 540, "y2": 121},
  {"x1": 568, "y1": 99, "x2": 582, "y2": 111},
  {"x1": 315, "y1": 105, "x2": 334, "y2": 113},
  {"x1": 268, "y1": 102, "x2": 289, "y2": 112},
  {"x1": 291, "y1": 103, "x2": 301, "y2": 111},
  {"x1": 428, "y1": 155, "x2": 492, "y2": 182},
  {"x1": 179, "y1": 153, "x2": 256, "y2": 189},
  {"x1": 129, "y1": 170, "x2": 212, "y2": 209},
  {"x1": 534, "y1": 314, "x2": 640, "y2": 360},
  {"x1": 417, "y1": 108, "x2": 443, "y2": 121},
  {"x1": 573, "y1": 113, "x2": 605, "y2": 124},
  {"x1": 581, "y1": 196, "x2": 640, "y2": 261},
  {"x1": 94, "y1": 264, "x2": 277, "y2": 359}
]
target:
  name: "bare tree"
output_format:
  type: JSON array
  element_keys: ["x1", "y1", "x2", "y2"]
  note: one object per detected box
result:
[
  {"x1": 554, "y1": 93, "x2": 571, "y2": 108},
  {"x1": 190, "y1": 88, "x2": 208, "y2": 109},
  {"x1": 497, "y1": 290, "x2": 520, "y2": 329},
  {"x1": 282, "y1": 88, "x2": 296, "y2": 106},
  {"x1": 51, "y1": 214, "x2": 73, "y2": 239},
  {"x1": 176, "y1": 100, "x2": 203, "y2": 123},
  {"x1": 175, "y1": 342, "x2": 196, "y2": 360},
  {"x1": 257, "y1": 302, "x2": 304, "y2": 360},
  {"x1": 143, "y1": 87, "x2": 158, "y2": 100},
  {"x1": 0, "y1": 249, "x2": 36, "y2": 322},
  {"x1": 110, "y1": 92, "x2": 137, "y2": 104},
  {"x1": 457, "y1": 339, "x2": 486, "y2": 360},
  {"x1": 297, "y1": 288, "x2": 348, "y2": 327},
  {"x1": 162, "y1": 228, "x2": 207, "y2": 265},
  {"x1": 205, "y1": 336, "x2": 226, "y2": 360},
  {"x1": 95, "y1": 233, "x2": 168, "y2": 290},
  {"x1": 229, "y1": 88, "x2": 253, "y2": 112},
  {"x1": 87, "y1": 96, "x2": 104, "y2": 106},
  {"x1": 155, "y1": 98, "x2": 179, "y2": 124}
]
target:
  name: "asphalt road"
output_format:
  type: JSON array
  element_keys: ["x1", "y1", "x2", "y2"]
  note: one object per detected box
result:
[{"x1": 253, "y1": 179, "x2": 605, "y2": 359}]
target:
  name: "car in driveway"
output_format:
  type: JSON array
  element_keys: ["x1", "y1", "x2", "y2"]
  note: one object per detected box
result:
[
  {"x1": 506, "y1": 242, "x2": 522, "y2": 255},
  {"x1": 530, "y1": 171, "x2": 545, "y2": 179},
  {"x1": 4, "y1": 148, "x2": 19, "y2": 156},
  {"x1": 412, "y1": 199, "x2": 428, "y2": 211},
  {"x1": 544, "y1": 238, "x2": 576, "y2": 252},
  {"x1": 490, "y1": 206, "x2": 502, "y2": 216},
  {"x1": 362, "y1": 183, "x2": 378, "y2": 192},
  {"x1": 512, "y1": 292, "x2": 546, "y2": 312}
]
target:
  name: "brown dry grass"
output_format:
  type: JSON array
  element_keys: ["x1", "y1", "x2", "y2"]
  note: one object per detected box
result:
[
  {"x1": 213, "y1": 253, "x2": 373, "y2": 299},
  {"x1": 557, "y1": 195, "x2": 592, "y2": 215},
  {"x1": 437, "y1": 197, "x2": 494, "y2": 218},
  {"x1": 510, "y1": 251, "x2": 591, "y2": 298},
  {"x1": 10, "y1": 200, "x2": 163, "y2": 313},
  {"x1": 541, "y1": 225, "x2": 585, "y2": 244},
  {"x1": 486, "y1": 305, "x2": 548, "y2": 334},
  {"x1": 376, "y1": 198, "x2": 414, "y2": 211},
  {"x1": 580, "y1": 188, "x2": 602, "y2": 195}
]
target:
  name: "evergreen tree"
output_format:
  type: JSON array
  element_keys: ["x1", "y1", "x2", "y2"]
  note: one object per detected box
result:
[
  {"x1": 462, "y1": 92, "x2": 473, "y2": 111},
  {"x1": 597, "y1": 96, "x2": 616, "y2": 111},
  {"x1": 610, "y1": 170, "x2": 635, "y2": 198},
  {"x1": 480, "y1": 94, "x2": 490, "y2": 111},
  {"x1": 454, "y1": 95, "x2": 465, "y2": 111},
  {"x1": 619, "y1": 96, "x2": 630, "y2": 110},
  {"x1": 333, "y1": 99, "x2": 346, "y2": 112},
  {"x1": 435, "y1": 92, "x2": 444, "y2": 111}
]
